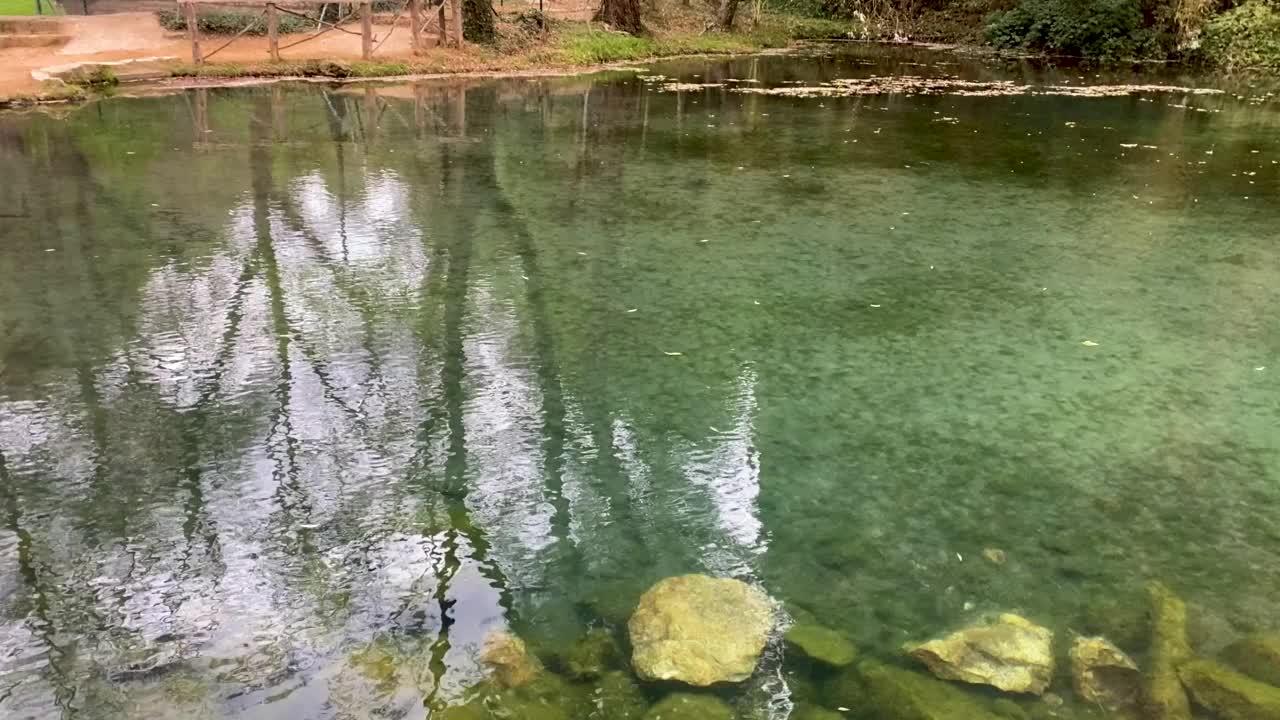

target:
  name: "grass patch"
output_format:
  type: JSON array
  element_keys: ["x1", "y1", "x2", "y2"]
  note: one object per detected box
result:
[
  {"x1": 0, "y1": 81, "x2": 85, "y2": 109},
  {"x1": 0, "y1": 0, "x2": 62, "y2": 15}
]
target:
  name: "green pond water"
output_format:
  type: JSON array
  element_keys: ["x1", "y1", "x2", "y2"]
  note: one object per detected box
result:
[{"x1": 1, "y1": 43, "x2": 1280, "y2": 720}]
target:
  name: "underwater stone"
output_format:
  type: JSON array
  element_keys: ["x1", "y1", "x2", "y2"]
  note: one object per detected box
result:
[
  {"x1": 859, "y1": 660, "x2": 1006, "y2": 720},
  {"x1": 642, "y1": 692, "x2": 736, "y2": 720},
  {"x1": 791, "y1": 703, "x2": 845, "y2": 720},
  {"x1": 1178, "y1": 659, "x2": 1280, "y2": 720},
  {"x1": 565, "y1": 628, "x2": 621, "y2": 680},
  {"x1": 1146, "y1": 582, "x2": 1193, "y2": 720},
  {"x1": 1068, "y1": 635, "x2": 1140, "y2": 707},
  {"x1": 906, "y1": 614, "x2": 1055, "y2": 695},
  {"x1": 785, "y1": 624, "x2": 858, "y2": 668},
  {"x1": 823, "y1": 664, "x2": 868, "y2": 710},
  {"x1": 481, "y1": 630, "x2": 541, "y2": 689},
  {"x1": 589, "y1": 671, "x2": 648, "y2": 720},
  {"x1": 1223, "y1": 635, "x2": 1280, "y2": 688},
  {"x1": 628, "y1": 574, "x2": 774, "y2": 686},
  {"x1": 1080, "y1": 594, "x2": 1148, "y2": 654},
  {"x1": 990, "y1": 698, "x2": 1030, "y2": 720}
]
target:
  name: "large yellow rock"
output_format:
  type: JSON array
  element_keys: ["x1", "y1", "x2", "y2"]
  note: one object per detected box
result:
[
  {"x1": 628, "y1": 575, "x2": 775, "y2": 686},
  {"x1": 906, "y1": 614, "x2": 1054, "y2": 695},
  {"x1": 480, "y1": 631, "x2": 540, "y2": 689}
]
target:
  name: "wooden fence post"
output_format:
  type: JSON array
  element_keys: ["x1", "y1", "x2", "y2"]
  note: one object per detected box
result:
[
  {"x1": 409, "y1": 0, "x2": 422, "y2": 53},
  {"x1": 267, "y1": 3, "x2": 279, "y2": 61},
  {"x1": 184, "y1": 1, "x2": 202, "y2": 65},
  {"x1": 361, "y1": 1, "x2": 372, "y2": 59},
  {"x1": 448, "y1": 0, "x2": 462, "y2": 48}
]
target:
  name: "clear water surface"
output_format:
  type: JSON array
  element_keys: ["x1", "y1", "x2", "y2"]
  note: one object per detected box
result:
[{"x1": 1, "y1": 43, "x2": 1279, "y2": 720}]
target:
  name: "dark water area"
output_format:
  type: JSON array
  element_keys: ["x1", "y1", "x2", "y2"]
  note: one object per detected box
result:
[{"x1": 1, "y1": 43, "x2": 1279, "y2": 720}]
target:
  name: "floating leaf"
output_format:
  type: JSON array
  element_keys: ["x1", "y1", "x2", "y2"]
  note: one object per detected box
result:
[
  {"x1": 663, "y1": 351, "x2": 684, "y2": 356},
  {"x1": 1081, "y1": 340, "x2": 1100, "y2": 347}
]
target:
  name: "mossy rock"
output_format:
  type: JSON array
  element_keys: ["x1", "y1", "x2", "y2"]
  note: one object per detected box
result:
[
  {"x1": 565, "y1": 628, "x2": 621, "y2": 680},
  {"x1": 643, "y1": 693, "x2": 736, "y2": 720},
  {"x1": 1224, "y1": 635, "x2": 1280, "y2": 688},
  {"x1": 823, "y1": 664, "x2": 868, "y2": 710},
  {"x1": 991, "y1": 698, "x2": 1030, "y2": 720},
  {"x1": 858, "y1": 661, "x2": 1004, "y2": 720},
  {"x1": 589, "y1": 671, "x2": 648, "y2": 720},
  {"x1": 785, "y1": 624, "x2": 858, "y2": 668},
  {"x1": 792, "y1": 703, "x2": 845, "y2": 720},
  {"x1": 1146, "y1": 581, "x2": 1192, "y2": 720},
  {"x1": 784, "y1": 670, "x2": 822, "y2": 706},
  {"x1": 1178, "y1": 658, "x2": 1280, "y2": 720}
]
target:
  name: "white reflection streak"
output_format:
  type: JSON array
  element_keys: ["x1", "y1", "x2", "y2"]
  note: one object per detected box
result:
[{"x1": 684, "y1": 366, "x2": 765, "y2": 554}]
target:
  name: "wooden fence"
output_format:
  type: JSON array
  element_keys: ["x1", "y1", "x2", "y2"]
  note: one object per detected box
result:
[{"x1": 176, "y1": 0, "x2": 463, "y2": 64}]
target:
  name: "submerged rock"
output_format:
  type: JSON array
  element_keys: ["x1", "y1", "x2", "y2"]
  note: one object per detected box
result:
[
  {"x1": 1145, "y1": 582, "x2": 1193, "y2": 720},
  {"x1": 481, "y1": 631, "x2": 541, "y2": 689},
  {"x1": 589, "y1": 671, "x2": 648, "y2": 720},
  {"x1": 906, "y1": 614, "x2": 1054, "y2": 695},
  {"x1": 1178, "y1": 658, "x2": 1280, "y2": 720},
  {"x1": 1224, "y1": 635, "x2": 1280, "y2": 687},
  {"x1": 859, "y1": 660, "x2": 1005, "y2": 720},
  {"x1": 792, "y1": 703, "x2": 845, "y2": 720},
  {"x1": 628, "y1": 575, "x2": 775, "y2": 686},
  {"x1": 1068, "y1": 636, "x2": 1140, "y2": 707},
  {"x1": 642, "y1": 692, "x2": 736, "y2": 720},
  {"x1": 565, "y1": 628, "x2": 621, "y2": 680},
  {"x1": 1080, "y1": 594, "x2": 1148, "y2": 654},
  {"x1": 785, "y1": 624, "x2": 858, "y2": 668}
]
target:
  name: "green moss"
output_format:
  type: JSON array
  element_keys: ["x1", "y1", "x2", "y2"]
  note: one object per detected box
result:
[
  {"x1": 991, "y1": 698, "x2": 1030, "y2": 720},
  {"x1": 1178, "y1": 659, "x2": 1280, "y2": 720},
  {"x1": 858, "y1": 661, "x2": 1004, "y2": 720},
  {"x1": 792, "y1": 703, "x2": 845, "y2": 720},
  {"x1": 1145, "y1": 581, "x2": 1192, "y2": 720},
  {"x1": 564, "y1": 628, "x2": 621, "y2": 680},
  {"x1": 1224, "y1": 635, "x2": 1280, "y2": 688},
  {"x1": 590, "y1": 671, "x2": 648, "y2": 720},
  {"x1": 785, "y1": 624, "x2": 858, "y2": 668},
  {"x1": 823, "y1": 664, "x2": 867, "y2": 710},
  {"x1": 643, "y1": 693, "x2": 735, "y2": 720}
]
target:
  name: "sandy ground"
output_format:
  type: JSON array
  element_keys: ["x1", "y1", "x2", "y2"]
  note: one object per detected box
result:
[{"x1": 0, "y1": 3, "x2": 592, "y2": 98}]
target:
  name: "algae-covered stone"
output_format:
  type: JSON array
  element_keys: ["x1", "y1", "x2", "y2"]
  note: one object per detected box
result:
[
  {"x1": 990, "y1": 698, "x2": 1030, "y2": 720},
  {"x1": 565, "y1": 628, "x2": 621, "y2": 680},
  {"x1": 629, "y1": 574, "x2": 775, "y2": 686},
  {"x1": 1069, "y1": 635, "x2": 1140, "y2": 707},
  {"x1": 642, "y1": 692, "x2": 736, "y2": 720},
  {"x1": 859, "y1": 660, "x2": 1006, "y2": 720},
  {"x1": 1145, "y1": 582, "x2": 1192, "y2": 720},
  {"x1": 907, "y1": 614, "x2": 1055, "y2": 695},
  {"x1": 1224, "y1": 635, "x2": 1280, "y2": 688},
  {"x1": 824, "y1": 664, "x2": 868, "y2": 710},
  {"x1": 1081, "y1": 594, "x2": 1148, "y2": 654},
  {"x1": 589, "y1": 671, "x2": 648, "y2": 720},
  {"x1": 792, "y1": 703, "x2": 845, "y2": 720},
  {"x1": 1178, "y1": 658, "x2": 1280, "y2": 720},
  {"x1": 481, "y1": 631, "x2": 541, "y2": 689},
  {"x1": 785, "y1": 624, "x2": 858, "y2": 668}
]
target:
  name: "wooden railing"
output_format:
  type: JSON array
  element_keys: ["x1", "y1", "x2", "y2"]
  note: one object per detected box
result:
[{"x1": 175, "y1": 0, "x2": 463, "y2": 64}]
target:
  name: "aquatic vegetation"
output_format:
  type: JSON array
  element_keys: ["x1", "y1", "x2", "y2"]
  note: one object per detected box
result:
[
  {"x1": 563, "y1": 628, "x2": 623, "y2": 680},
  {"x1": 642, "y1": 693, "x2": 736, "y2": 720},
  {"x1": 859, "y1": 661, "x2": 1007, "y2": 720}
]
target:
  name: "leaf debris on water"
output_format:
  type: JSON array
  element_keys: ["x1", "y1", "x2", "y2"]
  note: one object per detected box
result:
[
  {"x1": 1082, "y1": 340, "x2": 1100, "y2": 347},
  {"x1": 663, "y1": 351, "x2": 684, "y2": 356},
  {"x1": 627, "y1": 308, "x2": 638, "y2": 313}
]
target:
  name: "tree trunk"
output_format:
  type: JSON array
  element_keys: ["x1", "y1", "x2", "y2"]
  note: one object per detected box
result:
[
  {"x1": 715, "y1": 0, "x2": 738, "y2": 30},
  {"x1": 594, "y1": 0, "x2": 643, "y2": 34},
  {"x1": 463, "y1": 0, "x2": 495, "y2": 43}
]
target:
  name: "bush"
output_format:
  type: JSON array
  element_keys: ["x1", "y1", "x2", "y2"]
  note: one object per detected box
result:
[
  {"x1": 1200, "y1": 0, "x2": 1280, "y2": 67},
  {"x1": 985, "y1": 0, "x2": 1172, "y2": 58},
  {"x1": 156, "y1": 8, "x2": 314, "y2": 36}
]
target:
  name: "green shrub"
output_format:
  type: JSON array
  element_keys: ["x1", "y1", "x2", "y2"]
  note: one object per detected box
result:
[
  {"x1": 1200, "y1": 0, "x2": 1280, "y2": 67},
  {"x1": 985, "y1": 0, "x2": 1170, "y2": 59},
  {"x1": 156, "y1": 7, "x2": 314, "y2": 36}
]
